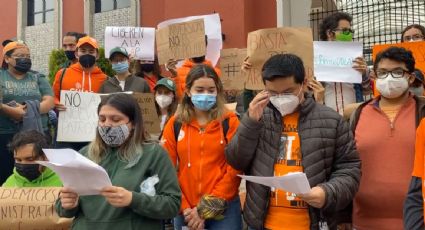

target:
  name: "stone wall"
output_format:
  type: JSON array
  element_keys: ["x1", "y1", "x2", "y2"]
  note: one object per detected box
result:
[
  {"x1": 93, "y1": 7, "x2": 132, "y2": 47},
  {"x1": 24, "y1": 22, "x2": 55, "y2": 75}
]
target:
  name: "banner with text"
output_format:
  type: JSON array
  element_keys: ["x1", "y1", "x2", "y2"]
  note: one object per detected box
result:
[
  {"x1": 156, "y1": 19, "x2": 206, "y2": 65},
  {"x1": 246, "y1": 27, "x2": 314, "y2": 90},
  {"x1": 0, "y1": 187, "x2": 72, "y2": 229},
  {"x1": 133, "y1": 93, "x2": 161, "y2": 135},
  {"x1": 104, "y1": 27, "x2": 155, "y2": 60},
  {"x1": 220, "y1": 48, "x2": 247, "y2": 90},
  {"x1": 57, "y1": 91, "x2": 101, "y2": 142}
]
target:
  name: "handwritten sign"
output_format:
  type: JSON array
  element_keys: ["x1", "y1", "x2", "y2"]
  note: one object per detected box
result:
[
  {"x1": 220, "y1": 48, "x2": 247, "y2": 90},
  {"x1": 245, "y1": 27, "x2": 314, "y2": 90},
  {"x1": 156, "y1": 19, "x2": 206, "y2": 65},
  {"x1": 314, "y1": 41, "x2": 363, "y2": 83},
  {"x1": 104, "y1": 27, "x2": 155, "y2": 60},
  {"x1": 57, "y1": 91, "x2": 101, "y2": 142},
  {"x1": 0, "y1": 187, "x2": 72, "y2": 229},
  {"x1": 158, "y1": 13, "x2": 222, "y2": 66},
  {"x1": 132, "y1": 93, "x2": 161, "y2": 135},
  {"x1": 373, "y1": 41, "x2": 425, "y2": 72}
]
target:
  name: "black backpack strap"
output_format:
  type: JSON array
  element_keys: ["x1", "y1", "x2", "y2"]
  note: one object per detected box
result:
[
  {"x1": 222, "y1": 118, "x2": 230, "y2": 144},
  {"x1": 349, "y1": 98, "x2": 373, "y2": 133},
  {"x1": 59, "y1": 68, "x2": 68, "y2": 93},
  {"x1": 173, "y1": 120, "x2": 183, "y2": 143}
]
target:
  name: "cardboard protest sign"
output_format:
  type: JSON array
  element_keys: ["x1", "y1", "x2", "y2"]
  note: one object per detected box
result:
[
  {"x1": 0, "y1": 187, "x2": 72, "y2": 229},
  {"x1": 104, "y1": 27, "x2": 155, "y2": 60},
  {"x1": 246, "y1": 27, "x2": 314, "y2": 90},
  {"x1": 132, "y1": 93, "x2": 161, "y2": 134},
  {"x1": 314, "y1": 41, "x2": 363, "y2": 83},
  {"x1": 220, "y1": 48, "x2": 247, "y2": 90},
  {"x1": 158, "y1": 13, "x2": 222, "y2": 66},
  {"x1": 373, "y1": 41, "x2": 425, "y2": 72},
  {"x1": 57, "y1": 91, "x2": 101, "y2": 142},
  {"x1": 156, "y1": 19, "x2": 206, "y2": 65}
]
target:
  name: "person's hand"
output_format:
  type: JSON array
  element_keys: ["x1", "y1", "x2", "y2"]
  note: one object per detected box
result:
[
  {"x1": 55, "y1": 103, "x2": 67, "y2": 111},
  {"x1": 308, "y1": 77, "x2": 325, "y2": 104},
  {"x1": 298, "y1": 186, "x2": 326, "y2": 209},
  {"x1": 352, "y1": 56, "x2": 367, "y2": 75},
  {"x1": 248, "y1": 90, "x2": 270, "y2": 121},
  {"x1": 100, "y1": 186, "x2": 133, "y2": 208},
  {"x1": 166, "y1": 59, "x2": 178, "y2": 77},
  {"x1": 184, "y1": 208, "x2": 205, "y2": 230},
  {"x1": 10, "y1": 103, "x2": 26, "y2": 121},
  {"x1": 241, "y1": 56, "x2": 252, "y2": 71},
  {"x1": 59, "y1": 187, "x2": 79, "y2": 210}
]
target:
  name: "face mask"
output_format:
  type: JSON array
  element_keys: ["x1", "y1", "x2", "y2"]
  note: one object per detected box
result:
[
  {"x1": 15, "y1": 163, "x2": 41, "y2": 181},
  {"x1": 270, "y1": 94, "x2": 300, "y2": 117},
  {"x1": 376, "y1": 76, "x2": 409, "y2": 99},
  {"x1": 191, "y1": 94, "x2": 216, "y2": 111},
  {"x1": 79, "y1": 54, "x2": 96, "y2": 68},
  {"x1": 192, "y1": 56, "x2": 206, "y2": 63},
  {"x1": 141, "y1": 63, "x2": 154, "y2": 73},
  {"x1": 335, "y1": 32, "x2": 353, "y2": 41},
  {"x1": 112, "y1": 62, "x2": 129, "y2": 74},
  {"x1": 14, "y1": 58, "x2": 32, "y2": 73},
  {"x1": 156, "y1": 94, "x2": 173, "y2": 109},
  {"x1": 98, "y1": 124, "x2": 130, "y2": 147},
  {"x1": 64, "y1": 50, "x2": 76, "y2": 61},
  {"x1": 410, "y1": 86, "x2": 424, "y2": 97}
]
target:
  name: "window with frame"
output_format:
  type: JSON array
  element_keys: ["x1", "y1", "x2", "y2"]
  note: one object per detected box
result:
[
  {"x1": 27, "y1": 0, "x2": 54, "y2": 26},
  {"x1": 95, "y1": 0, "x2": 131, "y2": 13}
]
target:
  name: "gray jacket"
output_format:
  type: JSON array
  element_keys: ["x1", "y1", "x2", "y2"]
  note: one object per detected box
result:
[
  {"x1": 225, "y1": 94, "x2": 361, "y2": 230},
  {"x1": 21, "y1": 100, "x2": 44, "y2": 133},
  {"x1": 98, "y1": 75, "x2": 151, "y2": 94}
]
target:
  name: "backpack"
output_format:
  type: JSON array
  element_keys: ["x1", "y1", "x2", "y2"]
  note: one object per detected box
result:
[
  {"x1": 160, "y1": 118, "x2": 230, "y2": 144},
  {"x1": 58, "y1": 68, "x2": 68, "y2": 93}
]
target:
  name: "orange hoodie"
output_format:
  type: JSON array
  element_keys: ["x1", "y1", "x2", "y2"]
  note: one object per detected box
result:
[
  {"x1": 52, "y1": 63, "x2": 107, "y2": 104},
  {"x1": 174, "y1": 59, "x2": 221, "y2": 102},
  {"x1": 161, "y1": 112, "x2": 240, "y2": 212}
]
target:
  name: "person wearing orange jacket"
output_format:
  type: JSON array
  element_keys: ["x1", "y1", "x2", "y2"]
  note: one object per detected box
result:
[
  {"x1": 161, "y1": 64, "x2": 241, "y2": 230},
  {"x1": 52, "y1": 36, "x2": 107, "y2": 150}
]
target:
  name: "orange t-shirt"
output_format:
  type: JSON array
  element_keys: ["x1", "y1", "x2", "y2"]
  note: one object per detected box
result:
[
  {"x1": 264, "y1": 112, "x2": 310, "y2": 230},
  {"x1": 412, "y1": 119, "x2": 425, "y2": 223}
]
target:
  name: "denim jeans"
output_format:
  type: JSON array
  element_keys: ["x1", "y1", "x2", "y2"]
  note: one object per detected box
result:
[{"x1": 174, "y1": 197, "x2": 242, "y2": 230}]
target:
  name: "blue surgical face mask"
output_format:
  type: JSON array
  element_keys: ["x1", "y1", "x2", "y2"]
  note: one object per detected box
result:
[
  {"x1": 191, "y1": 94, "x2": 216, "y2": 111},
  {"x1": 112, "y1": 61, "x2": 129, "y2": 74}
]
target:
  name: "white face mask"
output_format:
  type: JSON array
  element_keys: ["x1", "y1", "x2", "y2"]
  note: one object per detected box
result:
[
  {"x1": 155, "y1": 94, "x2": 173, "y2": 109},
  {"x1": 376, "y1": 76, "x2": 409, "y2": 99},
  {"x1": 270, "y1": 94, "x2": 300, "y2": 117}
]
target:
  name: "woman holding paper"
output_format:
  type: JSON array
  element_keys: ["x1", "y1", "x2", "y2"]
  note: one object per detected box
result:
[
  {"x1": 56, "y1": 93, "x2": 181, "y2": 230},
  {"x1": 161, "y1": 64, "x2": 242, "y2": 230}
]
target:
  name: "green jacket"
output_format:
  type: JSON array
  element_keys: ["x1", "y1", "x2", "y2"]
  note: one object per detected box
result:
[
  {"x1": 2, "y1": 167, "x2": 63, "y2": 187},
  {"x1": 55, "y1": 143, "x2": 181, "y2": 230}
]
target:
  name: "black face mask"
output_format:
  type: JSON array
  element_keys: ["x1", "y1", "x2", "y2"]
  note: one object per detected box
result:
[
  {"x1": 141, "y1": 64, "x2": 154, "y2": 73},
  {"x1": 78, "y1": 54, "x2": 96, "y2": 68},
  {"x1": 14, "y1": 58, "x2": 32, "y2": 73},
  {"x1": 15, "y1": 163, "x2": 41, "y2": 181},
  {"x1": 192, "y1": 56, "x2": 206, "y2": 63},
  {"x1": 65, "y1": 50, "x2": 76, "y2": 61}
]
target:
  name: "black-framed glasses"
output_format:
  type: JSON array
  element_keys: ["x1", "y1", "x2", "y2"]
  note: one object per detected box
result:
[
  {"x1": 375, "y1": 69, "x2": 408, "y2": 79},
  {"x1": 333, "y1": 28, "x2": 355, "y2": 35}
]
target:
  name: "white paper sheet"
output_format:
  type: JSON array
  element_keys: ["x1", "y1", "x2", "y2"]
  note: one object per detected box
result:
[
  {"x1": 314, "y1": 41, "x2": 363, "y2": 83},
  {"x1": 239, "y1": 172, "x2": 311, "y2": 194},
  {"x1": 158, "y1": 13, "x2": 222, "y2": 66},
  {"x1": 37, "y1": 149, "x2": 112, "y2": 196}
]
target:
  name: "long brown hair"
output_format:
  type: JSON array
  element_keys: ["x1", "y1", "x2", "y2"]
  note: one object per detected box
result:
[
  {"x1": 88, "y1": 93, "x2": 146, "y2": 166},
  {"x1": 176, "y1": 64, "x2": 226, "y2": 124}
]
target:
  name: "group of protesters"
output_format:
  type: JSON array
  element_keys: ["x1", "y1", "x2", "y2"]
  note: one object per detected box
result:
[{"x1": 0, "y1": 11, "x2": 425, "y2": 230}]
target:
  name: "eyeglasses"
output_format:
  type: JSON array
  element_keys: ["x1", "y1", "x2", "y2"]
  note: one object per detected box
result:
[
  {"x1": 403, "y1": 34, "x2": 424, "y2": 41},
  {"x1": 333, "y1": 28, "x2": 355, "y2": 35},
  {"x1": 375, "y1": 69, "x2": 408, "y2": 79},
  {"x1": 11, "y1": 54, "x2": 31, "y2": 59}
]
